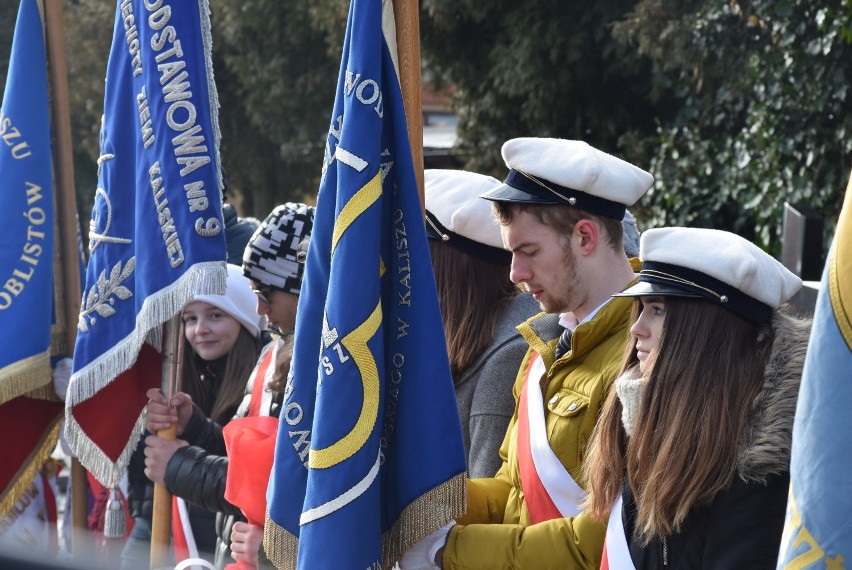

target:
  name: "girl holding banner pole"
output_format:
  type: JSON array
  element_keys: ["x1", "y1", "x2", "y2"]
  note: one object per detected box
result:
[
  {"x1": 144, "y1": 203, "x2": 314, "y2": 569},
  {"x1": 121, "y1": 264, "x2": 265, "y2": 569}
]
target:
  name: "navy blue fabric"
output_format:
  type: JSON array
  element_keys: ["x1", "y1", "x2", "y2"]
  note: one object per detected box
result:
[{"x1": 266, "y1": 1, "x2": 467, "y2": 567}]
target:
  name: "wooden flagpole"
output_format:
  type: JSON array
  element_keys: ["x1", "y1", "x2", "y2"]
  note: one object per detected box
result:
[
  {"x1": 391, "y1": 0, "x2": 425, "y2": 209},
  {"x1": 42, "y1": 0, "x2": 89, "y2": 556},
  {"x1": 150, "y1": 315, "x2": 185, "y2": 569}
]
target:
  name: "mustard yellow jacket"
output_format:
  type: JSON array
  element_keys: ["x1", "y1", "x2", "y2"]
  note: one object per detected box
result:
[{"x1": 443, "y1": 292, "x2": 634, "y2": 570}]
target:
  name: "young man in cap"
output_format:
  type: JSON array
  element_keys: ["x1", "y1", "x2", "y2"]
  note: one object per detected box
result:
[{"x1": 400, "y1": 138, "x2": 653, "y2": 569}]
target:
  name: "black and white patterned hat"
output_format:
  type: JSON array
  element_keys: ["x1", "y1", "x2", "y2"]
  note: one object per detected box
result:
[{"x1": 242, "y1": 203, "x2": 315, "y2": 295}]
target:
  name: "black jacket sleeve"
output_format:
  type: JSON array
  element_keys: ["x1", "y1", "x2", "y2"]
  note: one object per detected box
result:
[
  {"x1": 180, "y1": 403, "x2": 227, "y2": 456},
  {"x1": 163, "y1": 445, "x2": 241, "y2": 517}
]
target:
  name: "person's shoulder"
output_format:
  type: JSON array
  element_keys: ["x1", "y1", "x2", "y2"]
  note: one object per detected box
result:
[
  {"x1": 506, "y1": 292, "x2": 541, "y2": 319},
  {"x1": 518, "y1": 308, "x2": 560, "y2": 340},
  {"x1": 223, "y1": 202, "x2": 237, "y2": 222},
  {"x1": 229, "y1": 215, "x2": 261, "y2": 234},
  {"x1": 494, "y1": 294, "x2": 540, "y2": 337},
  {"x1": 588, "y1": 294, "x2": 634, "y2": 334},
  {"x1": 224, "y1": 206, "x2": 261, "y2": 264}
]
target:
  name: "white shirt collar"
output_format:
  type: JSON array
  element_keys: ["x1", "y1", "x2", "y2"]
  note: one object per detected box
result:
[{"x1": 558, "y1": 298, "x2": 613, "y2": 332}]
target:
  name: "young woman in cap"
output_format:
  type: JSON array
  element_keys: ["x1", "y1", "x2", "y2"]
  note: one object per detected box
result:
[
  {"x1": 144, "y1": 202, "x2": 315, "y2": 569},
  {"x1": 584, "y1": 227, "x2": 811, "y2": 569},
  {"x1": 424, "y1": 169, "x2": 540, "y2": 479},
  {"x1": 122, "y1": 263, "x2": 267, "y2": 569}
]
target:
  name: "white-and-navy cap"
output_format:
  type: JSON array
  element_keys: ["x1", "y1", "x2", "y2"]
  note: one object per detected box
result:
[
  {"x1": 480, "y1": 138, "x2": 654, "y2": 220},
  {"x1": 614, "y1": 227, "x2": 803, "y2": 324},
  {"x1": 425, "y1": 169, "x2": 511, "y2": 265}
]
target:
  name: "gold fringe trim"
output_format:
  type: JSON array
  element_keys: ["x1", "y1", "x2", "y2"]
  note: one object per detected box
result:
[
  {"x1": 261, "y1": 473, "x2": 466, "y2": 569},
  {"x1": 382, "y1": 471, "x2": 467, "y2": 569},
  {"x1": 0, "y1": 415, "x2": 61, "y2": 519},
  {"x1": 24, "y1": 383, "x2": 61, "y2": 403},
  {"x1": 263, "y1": 505, "x2": 299, "y2": 570},
  {"x1": 0, "y1": 352, "x2": 51, "y2": 406}
]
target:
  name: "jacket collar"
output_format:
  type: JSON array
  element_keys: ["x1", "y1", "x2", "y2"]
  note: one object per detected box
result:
[
  {"x1": 737, "y1": 312, "x2": 811, "y2": 482},
  {"x1": 517, "y1": 259, "x2": 641, "y2": 366},
  {"x1": 518, "y1": 293, "x2": 634, "y2": 366}
]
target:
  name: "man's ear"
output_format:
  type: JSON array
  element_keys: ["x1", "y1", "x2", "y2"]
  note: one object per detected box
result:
[{"x1": 573, "y1": 219, "x2": 598, "y2": 255}]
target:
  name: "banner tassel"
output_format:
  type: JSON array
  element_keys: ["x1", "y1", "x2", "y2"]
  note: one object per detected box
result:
[{"x1": 104, "y1": 485, "x2": 127, "y2": 538}]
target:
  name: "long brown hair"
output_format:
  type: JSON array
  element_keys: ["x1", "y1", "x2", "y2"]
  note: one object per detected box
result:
[
  {"x1": 429, "y1": 240, "x2": 518, "y2": 383},
  {"x1": 268, "y1": 334, "x2": 295, "y2": 393},
  {"x1": 584, "y1": 297, "x2": 774, "y2": 543},
  {"x1": 182, "y1": 327, "x2": 262, "y2": 423}
]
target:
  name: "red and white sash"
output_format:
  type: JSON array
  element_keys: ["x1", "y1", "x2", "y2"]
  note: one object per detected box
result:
[
  {"x1": 517, "y1": 351, "x2": 586, "y2": 524},
  {"x1": 173, "y1": 495, "x2": 200, "y2": 567},
  {"x1": 600, "y1": 496, "x2": 635, "y2": 570},
  {"x1": 247, "y1": 341, "x2": 278, "y2": 417},
  {"x1": 173, "y1": 341, "x2": 278, "y2": 568}
]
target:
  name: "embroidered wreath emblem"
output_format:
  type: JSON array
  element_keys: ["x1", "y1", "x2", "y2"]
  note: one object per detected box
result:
[{"x1": 78, "y1": 257, "x2": 135, "y2": 332}]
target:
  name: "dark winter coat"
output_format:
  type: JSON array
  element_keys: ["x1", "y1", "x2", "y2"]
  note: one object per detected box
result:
[
  {"x1": 619, "y1": 312, "x2": 811, "y2": 569},
  {"x1": 164, "y1": 404, "x2": 241, "y2": 565},
  {"x1": 126, "y1": 356, "x2": 236, "y2": 557},
  {"x1": 454, "y1": 293, "x2": 539, "y2": 478},
  {"x1": 164, "y1": 339, "x2": 286, "y2": 569},
  {"x1": 164, "y1": 394, "x2": 282, "y2": 569},
  {"x1": 223, "y1": 203, "x2": 260, "y2": 265}
]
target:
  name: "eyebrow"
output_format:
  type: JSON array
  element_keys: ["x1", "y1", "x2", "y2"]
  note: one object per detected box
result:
[{"x1": 508, "y1": 241, "x2": 537, "y2": 253}]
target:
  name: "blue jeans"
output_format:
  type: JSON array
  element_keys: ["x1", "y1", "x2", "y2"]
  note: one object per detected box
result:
[{"x1": 119, "y1": 517, "x2": 154, "y2": 570}]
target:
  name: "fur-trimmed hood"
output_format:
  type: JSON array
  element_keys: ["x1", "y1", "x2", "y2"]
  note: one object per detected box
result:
[{"x1": 736, "y1": 311, "x2": 812, "y2": 482}]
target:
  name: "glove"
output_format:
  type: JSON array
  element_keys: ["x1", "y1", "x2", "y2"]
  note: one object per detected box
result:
[{"x1": 397, "y1": 522, "x2": 455, "y2": 570}]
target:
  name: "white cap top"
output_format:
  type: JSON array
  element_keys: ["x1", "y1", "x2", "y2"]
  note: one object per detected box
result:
[
  {"x1": 480, "y1": 138, "x2": 654, "y2": 220},
  {"x1": 425, "y1": 169, "x2": 511, "y2": 264},
  {"x1": 616, "y1": 227, "x2": 802, "y2": 323}
]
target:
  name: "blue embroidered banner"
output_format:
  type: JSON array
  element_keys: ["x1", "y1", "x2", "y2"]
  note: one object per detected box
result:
[
  {"x1": 263, "y1": 0, "x2": 466, "y2": 567},
  {"x1": 65, "y1": 0, "x2": 227, "y2": 486},
  {"x1": 0, "y1": 0, "x2": 54, "y2": 404},
  {"x1": 0, "y1": 0, "x2": 65, "y2": 520},
  {"x1": 777, "y1": 173, "x2": 852, "y2": 568}
]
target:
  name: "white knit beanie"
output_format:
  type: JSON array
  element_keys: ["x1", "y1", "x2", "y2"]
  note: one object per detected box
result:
[{"x1": 191, "y1": 263, "x2": 266, "y2": 338}]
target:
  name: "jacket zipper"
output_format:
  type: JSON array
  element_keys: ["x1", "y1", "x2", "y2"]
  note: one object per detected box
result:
[{"x1": 662, "y1": 537, "x2": 669, "y2": 568}]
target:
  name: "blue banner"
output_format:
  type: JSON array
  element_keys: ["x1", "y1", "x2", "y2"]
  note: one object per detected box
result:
[
  {"x1": 0, "y1": 0, "x2": 54, "y2": 404},
  {"x1": 777, "y1": 175, "x2": 852, "y2": 568},
  {"x1": 66, "y1": 0, "x2": 227, "y2": 486},
  {"x1": 263, "y1": 0, "x2": 466, "y2": 567},
  {"x1": 0, "y1": 0, "x2": 64, "y2": 521}
]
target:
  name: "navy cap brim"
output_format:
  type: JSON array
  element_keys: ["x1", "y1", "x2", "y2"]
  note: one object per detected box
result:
[
  {"x1": 479, "y1": 183, "x2": 561, "y2": 205},
  {"x1": 425, "y1": 210, "x2": 512, "y2": 265},
  {"x1": 612, "y1": 281, "x2": 706, "y2": 299}
]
